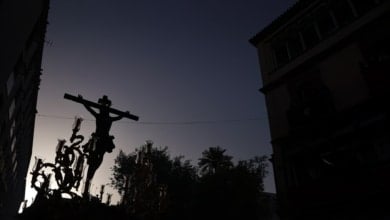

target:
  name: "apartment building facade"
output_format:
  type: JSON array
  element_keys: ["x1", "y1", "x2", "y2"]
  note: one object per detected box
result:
[
  {"x1": 250, "y1": 0, "x2": 390, "y2": 218},
  {"x1": 0, "y1": 0, "x2": 49, "y2": 219}
]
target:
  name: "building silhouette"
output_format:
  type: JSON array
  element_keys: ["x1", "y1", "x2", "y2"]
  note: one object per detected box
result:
[
  {"x1": 250, "y1": 0, "x2": 390, "y2": 219},
  {"x1": 0, "y1": 0, "x2": 50, "y2": 219}
]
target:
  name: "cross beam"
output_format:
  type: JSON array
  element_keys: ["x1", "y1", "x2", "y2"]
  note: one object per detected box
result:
[{"x1": 64, "y1": 93, "x2": 139, "y2": 121}]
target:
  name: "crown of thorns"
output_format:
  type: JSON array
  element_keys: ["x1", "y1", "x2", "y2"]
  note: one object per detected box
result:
[{"x1": 98, "y1": 95, "x2": 111, "y2": 106}]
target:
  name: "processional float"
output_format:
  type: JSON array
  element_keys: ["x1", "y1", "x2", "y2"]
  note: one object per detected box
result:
[{"x1": 30, "y1": 93, "x2": 139, "y2": 200}]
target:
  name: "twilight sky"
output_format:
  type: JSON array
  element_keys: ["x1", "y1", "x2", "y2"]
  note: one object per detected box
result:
[{"x1": 26, "y1": 0, "x2": 295, "y2": 205}]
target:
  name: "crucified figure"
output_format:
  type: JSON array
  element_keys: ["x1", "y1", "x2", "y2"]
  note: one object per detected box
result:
[
  {"x1": 64, "y1": 93, "x2": 139, "y2": 197},
  {"x1": 83, "y1": 95, "x2": 124, "y2": 153}
]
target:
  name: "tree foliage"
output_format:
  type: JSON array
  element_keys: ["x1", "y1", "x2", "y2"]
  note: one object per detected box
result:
[
  {"x1": 111, "y1": 143, "x2": 269, "y2": 220},
  {"x1": 198, "y1": 146, "x2": 233, "y2": 175},
  {"x1": 111, "y1": 150, "x2": 137, "y2": 195}
]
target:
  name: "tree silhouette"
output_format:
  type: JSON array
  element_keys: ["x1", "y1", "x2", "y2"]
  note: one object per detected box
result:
[
  {"x1": 198, "y1": 146, "x2": 233, "y2": 175},
  {"x1": 236, "y1": 155, "x2": 269, "y2": 191},
  {"x1": 111, "y1": 142, "x2": 198, "y2": 219},
  {"x1": 110, "y1": 150, "x2": 137, "y2": 196},
  {"x1": 111, "y1": 144, "x2": 270, "y2": 220},
  {"x1": 196, "y1": 148, "x2": 269, "y2": 219},
  {"x1": 165, "y1": 156, "x2": 197, "y2": 219}
]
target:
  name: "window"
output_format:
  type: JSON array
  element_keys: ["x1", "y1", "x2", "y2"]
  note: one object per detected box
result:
[
  {"x1": 0, "y1": 145, "x2": 4, "y2": 174},
  {"x1": 12, "y1": 150, "x2": 17, "y2": 164},
  {"x1": 0, "y1": 121, "x2": 5, "y2": 138},
  {"x1": 301, "y1": 24, "x2": 320, "y2": 49},
  {"x1": 9, "y1": 99, "x2": 15, "y2": 120},
  {"x1": 350, "y1": 0, "x2": 377, "y2": 16},
  {"x1": 287, "y1": 33, "x2": 304, "y2": 59},
  {"x1": 287, "y1": 160, "x2": 299, "y2": 187},
  {"x1": 10, "y1": 120, "x2": 16, "y2": 139},
  {"x1": 316, "y1": 9, "x2": 337, "y2": 38},
  {"x1": 332, "y1": 0, "x2": 355, "y2": 26},
  {"x1": 360, "y1": 32, "x2": 390, "y2": 95},
  {"x1": 287, "y1": 73, "x2": 334, "y2": 128},
  {"x1": 274, "y1": 43, "x2": 290, "y2": 67},
  {"x1": 375, "y1": 139, "x2": 390, "y2": 162},
  {"x1": 0, "y1": 93, "x2": 3, "y2": 110},
  {"x1": 293, "y1": 157, "x2": 312, "y2": 185},
  {"x1": 6, "y1": 72, "x2": 14, "y2": 95},
  {"x1": 10, "y1": 136, "x2": 16, "y2": 152},
  {"x1": 12, "y1": 160, "x2": 18, "y2": 173}
]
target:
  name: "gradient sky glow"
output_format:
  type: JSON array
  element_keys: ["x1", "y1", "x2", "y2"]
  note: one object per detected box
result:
[{"x1": 26, "y1": 0, "x2": 295, "y2": 205}]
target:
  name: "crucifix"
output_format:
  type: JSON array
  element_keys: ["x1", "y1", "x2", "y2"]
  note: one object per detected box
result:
[{"x1": 64, "y1": 93, "x2": 139, "y2": 197}]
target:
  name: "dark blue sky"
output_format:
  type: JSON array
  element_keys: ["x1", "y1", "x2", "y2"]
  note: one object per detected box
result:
[{"x1": 27, "y1": 0, "x2": 295, "y2": 204}]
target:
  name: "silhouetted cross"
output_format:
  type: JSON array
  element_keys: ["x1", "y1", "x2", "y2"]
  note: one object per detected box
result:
[{"x1": 64, "y1": 93, "x2": 139, "y2": 197}]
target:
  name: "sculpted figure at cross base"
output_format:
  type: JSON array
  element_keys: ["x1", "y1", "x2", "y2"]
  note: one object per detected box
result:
[
  {"x1": 30, "y1": 117, "x2": 86, "y2": 200},
  {"x1": 64, "y1": 93, "x2": 139, "y2": 197}
]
